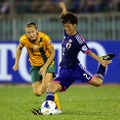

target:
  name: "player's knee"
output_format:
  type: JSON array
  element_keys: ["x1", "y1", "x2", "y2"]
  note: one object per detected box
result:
[
  {"x1": 90, "y1": 77, "x2": 103, "y2": 87},
  {"x1": 95, "y1": 79, "x2": 103, "y2": 87},
  {"x1": 33, "y1": 90, "x2": 43, "y2": 96}
]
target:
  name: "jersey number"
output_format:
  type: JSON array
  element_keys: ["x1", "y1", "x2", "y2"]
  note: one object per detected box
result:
[{"x1": 83, "y1": 73, "x2": 91, "y2": 80}]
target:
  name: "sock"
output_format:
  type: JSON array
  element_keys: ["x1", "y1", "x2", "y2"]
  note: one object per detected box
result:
[
  {"x1": 54, "y1": 93, "x2": 62, "y2": 110},
  {"x1": 46, "y1": 92, "x2": 54, "y2": 101},
  {"x1": 96, "y1": 64, "x2": 106, "y2": 80}
]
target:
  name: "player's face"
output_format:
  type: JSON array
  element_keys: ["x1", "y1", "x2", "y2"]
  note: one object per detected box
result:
[
  {"x1": 25, "y1": 26, "x2": 38, "y2": 42},
  {"x1": 64, "y1": 23, "x2": 76, "y2": 36}
]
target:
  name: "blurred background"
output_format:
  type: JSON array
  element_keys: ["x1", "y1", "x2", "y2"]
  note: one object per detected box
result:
[
  {"x1": 0, "y1": 0, "x2": 120, "y2": 84},
  {"x1": 0, "y1": 0, "x2": 120, "y2": 41}
]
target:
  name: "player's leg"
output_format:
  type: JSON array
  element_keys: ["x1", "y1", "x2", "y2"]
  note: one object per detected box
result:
[
  {"x1": 54, "y1": 93, "x2": 62, "y2": 110},
  {"x1": 45, "y1": 67, "x2": 75, "y2": 110},
  {"x1": 32, "y1": 81, "x2": 44, "y2": 96},
  {"x1": 30, "y1": 66, "x2": 44, "y2": 96},
  {"x1": 46, "y1": 82, "x2": 62, "y2": 101},
  {"x1": 89, "y1": 53, "x2": 115, "y2": 86},
  {"x1": 46, "y1": 76, "x2": 75, "y2": 103},
  {"x1": 88, "y1": 76, "x2": 103, "y2": 87},
  {"x1": 42, "y1": 68, "x2": 75, "y2": 114},
  {"x1": 45, "y1": 82, "x2": 63, "y2": 114},
  {"x1": 45, "y1": 61, "x2": 62, "y2": 110},
  {"x1": 42, "y1": 73, "x2": 62, "y2": 110},
  {"x1": 88, "y1": 63, "x2": 106, "y2": 87}
]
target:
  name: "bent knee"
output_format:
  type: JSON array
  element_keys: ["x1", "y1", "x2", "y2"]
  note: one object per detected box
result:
[
  {"x1": 33, "y1": 91, "x2": 43, "y2": 96},
  {"x1": 95, "y1": 81, "x2": 103, "y2": 87},
  {"x1": 89, "y1": 77, "x2": 103, "y2": 87},
  {"x1": 94, "y1": 79, "x2": 103, "y2": 87}
]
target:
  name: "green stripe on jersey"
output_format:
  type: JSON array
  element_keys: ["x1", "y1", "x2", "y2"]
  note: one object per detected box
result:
[{"x1": 39, "y1": 47, "x2": 47, "y2": 63}]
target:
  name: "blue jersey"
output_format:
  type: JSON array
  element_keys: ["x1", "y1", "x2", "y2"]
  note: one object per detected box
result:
[{"x1": 60, "y1": 31, "x2": 90, "y2": 68}]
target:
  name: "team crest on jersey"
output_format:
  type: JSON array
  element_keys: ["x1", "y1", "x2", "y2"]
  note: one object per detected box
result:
[
  {"x1": 33, "y1": 45, "x2": 39, "y2": 50},
  {"x1": 66, "y1": 39, "x2": 72, "y2": 49}
]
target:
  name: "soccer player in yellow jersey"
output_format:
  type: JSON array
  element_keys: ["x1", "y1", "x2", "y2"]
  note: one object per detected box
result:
[{"x1": 12, "y1": 22, "x2": 62, "y2": 112}]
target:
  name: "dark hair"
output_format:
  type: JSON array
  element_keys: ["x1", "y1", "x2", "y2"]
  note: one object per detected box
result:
[
  {"x1": 25, "y1": 22, "x2": 37, "y2": 29},
  {"x1": 61, "y1": 12, "x2": 78, "y2": 25}
]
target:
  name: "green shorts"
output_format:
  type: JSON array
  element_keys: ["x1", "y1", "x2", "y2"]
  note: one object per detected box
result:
[{"x1": 30, "y1": 61, "x2": 56, "y2": 83}]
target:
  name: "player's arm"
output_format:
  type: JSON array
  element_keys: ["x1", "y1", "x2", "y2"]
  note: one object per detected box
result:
[
  {"x1": 59, "y1": 2, "x2": 68, "y2": 17},
  {"x1": 12, "y1": 43, "x2": 24, "y2": 71},
  {"x1": 43, "y1": 46, "x2": 55, "y2": 69},
  {"x1": 88, "y1": 51, "x2": 111, "y2": 67},
  {"x1": 39, "y1": 46, "x2": 55, "y2": 76}
]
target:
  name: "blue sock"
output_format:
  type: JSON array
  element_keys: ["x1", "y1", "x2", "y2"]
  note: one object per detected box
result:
[
  {"x1": 96, "y1": 64, "x2": 106, "y2": 80},
  {"x1": 46, "y1": 92, "x2": 54, "y2": 101}
]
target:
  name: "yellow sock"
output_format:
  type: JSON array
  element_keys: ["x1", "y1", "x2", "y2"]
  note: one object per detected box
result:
[{"x1": 54, "y1": 93, "x2": 62, "y2": 110}]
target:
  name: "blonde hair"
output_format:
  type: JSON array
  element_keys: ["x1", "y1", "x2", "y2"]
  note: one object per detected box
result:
[{"x1": 25, "y1": 22, "x2": 37, "y2": 29}]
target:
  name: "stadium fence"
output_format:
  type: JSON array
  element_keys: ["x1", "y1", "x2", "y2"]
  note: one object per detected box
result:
[{"x1": 0, "y1": 13, "x2": 120, "y2": 41}]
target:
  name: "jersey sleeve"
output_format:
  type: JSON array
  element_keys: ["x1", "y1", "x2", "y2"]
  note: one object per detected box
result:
[
  {"x1": 19, "y1": 35, "x2": 27, "y2": 46},
  {"x1": 43, "y1": 33, "x2": 54, "y2": 48},
  {"x1": 75, "y1": 34, "x2": 91, "y2": 54}
]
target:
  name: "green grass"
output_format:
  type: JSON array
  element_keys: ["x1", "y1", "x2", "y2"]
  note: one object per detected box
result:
[{"x1": 0, "y1": 84, "x2": 120, "y2": 120}]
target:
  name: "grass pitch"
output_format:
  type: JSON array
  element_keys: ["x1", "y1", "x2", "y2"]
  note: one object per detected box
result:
[{"x1": 0, "y1": 84, "x2": 120, "y2": 120}]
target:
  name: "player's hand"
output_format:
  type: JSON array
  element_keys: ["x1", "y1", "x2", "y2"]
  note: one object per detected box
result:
[
  {"x1": 12, "y1": 64, "x2": 19, "y2": 71},
  {"x1": 39, "y1": 66, "x2": 47, "y2": 76},
  {"x1": 59, "y1": 2, "x2": 67, "y2": 12},
  {"x1": 100, "y1": 59, "x2": 112, "y2": 67}
]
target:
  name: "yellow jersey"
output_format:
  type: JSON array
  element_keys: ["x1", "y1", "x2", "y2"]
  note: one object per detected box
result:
[{"x1": 19, "y1": 32, "x2": 54, "y2": 66}]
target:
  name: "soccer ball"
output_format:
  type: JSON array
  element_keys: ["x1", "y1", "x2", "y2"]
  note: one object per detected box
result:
[{"x1": 41, "y1": 100, "x2": 57, "y2": 115}]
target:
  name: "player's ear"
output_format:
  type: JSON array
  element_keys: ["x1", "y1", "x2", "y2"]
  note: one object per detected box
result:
[{"x1": 73, "y1": 24, "x2": 76, "y2": 28}]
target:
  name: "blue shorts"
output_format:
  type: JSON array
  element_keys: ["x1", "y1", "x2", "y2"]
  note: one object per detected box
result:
[{"x1": 54, "y1": 63, "x2": 93, "y2": 91}]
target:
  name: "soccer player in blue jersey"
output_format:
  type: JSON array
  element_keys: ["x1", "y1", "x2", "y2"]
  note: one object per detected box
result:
[{"x1": 39, "y1": 2, "x2": 115, "y2": 114}]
